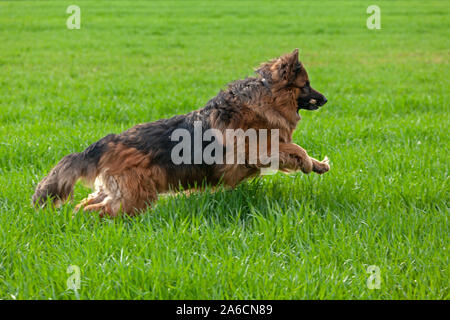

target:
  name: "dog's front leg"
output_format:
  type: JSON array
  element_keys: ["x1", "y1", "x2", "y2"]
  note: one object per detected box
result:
[{"x1": 278, "y1": 143, "x2": 329, "y2": 174}]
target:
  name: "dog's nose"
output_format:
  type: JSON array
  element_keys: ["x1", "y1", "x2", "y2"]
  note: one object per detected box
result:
[{"x1": 322, "y1": 97, "x2": 327, "y2": 104}]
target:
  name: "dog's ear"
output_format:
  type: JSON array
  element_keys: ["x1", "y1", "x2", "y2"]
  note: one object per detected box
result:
[
  {"x1": 255, "y1": 49, "x2": 301, "y2": 84},
  {"x1": 270, "y1": 49, "x2": 300, "y2": 83},
  {"x1": 286, "y1": 48, "x2": 299, "y2": 67}
]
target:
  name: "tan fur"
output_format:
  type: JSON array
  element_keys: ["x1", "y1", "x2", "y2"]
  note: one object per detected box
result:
[{"x1": 72, "y1": 49, "x2": 330, "y2": 217}]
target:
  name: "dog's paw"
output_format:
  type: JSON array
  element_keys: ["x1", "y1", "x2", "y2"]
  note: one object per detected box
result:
[{"x1": 313, "y1": 156, "x2": 330, "y2": 174}]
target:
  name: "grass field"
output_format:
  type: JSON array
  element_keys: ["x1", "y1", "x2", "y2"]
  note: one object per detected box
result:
[{"x1": 0, "y1": 0, "x2": 448, "y2": 299}]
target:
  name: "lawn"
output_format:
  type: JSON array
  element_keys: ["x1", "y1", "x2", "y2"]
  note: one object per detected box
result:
[{"x1": 0, "y1": 0, "x2": 448, "y2": 299}]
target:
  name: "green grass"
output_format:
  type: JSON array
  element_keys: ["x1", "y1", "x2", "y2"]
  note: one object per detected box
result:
[{"x1": 0, "y1": 0, "x2": 448, "y2": 299}]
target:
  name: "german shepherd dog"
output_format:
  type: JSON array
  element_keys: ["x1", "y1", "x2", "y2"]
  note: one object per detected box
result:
[{"x1": 32, "y1": 49, "x2": 329, "y2": 217}]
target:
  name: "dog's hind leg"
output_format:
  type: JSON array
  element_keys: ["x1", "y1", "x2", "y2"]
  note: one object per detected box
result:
[
  {"x1": 117, "y1": 169, "x2": 159, "y2": 217},
  {"x1": 77, "y1": 143, "x2": 169, "y2": 217},
  {"x1": 74, "y1": 191, "x2": 107, "y2": 213},
  {"x1": 74, "y1": 177, "x2": 108, "y2": 213},
  {"x1": 80, "y1": 166, "x2": 164, "y2": 218}
]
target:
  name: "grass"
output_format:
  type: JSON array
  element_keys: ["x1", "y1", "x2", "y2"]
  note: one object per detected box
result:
[{"x1": 0, "y1": 0, "x2": 448, "y2": 299}]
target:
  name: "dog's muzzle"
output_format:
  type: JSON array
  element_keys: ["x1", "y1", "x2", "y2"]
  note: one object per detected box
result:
[{"x1": 297, "y1": 88, "x2": 327, "y2": 111}]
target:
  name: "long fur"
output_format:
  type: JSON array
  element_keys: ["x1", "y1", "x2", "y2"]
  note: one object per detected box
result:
[{"x1": 33, "y1": 49, "x2": 329, "y2": 217}]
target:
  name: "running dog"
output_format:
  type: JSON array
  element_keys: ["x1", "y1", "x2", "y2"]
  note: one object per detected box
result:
[{"x1": 32, "y1": 49, "x2": 329, "y2": 217}]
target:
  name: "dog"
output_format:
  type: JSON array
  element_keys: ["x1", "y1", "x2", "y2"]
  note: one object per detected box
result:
[{"x1": 32, "y1": 49, "x2": 329, "y2": 217}]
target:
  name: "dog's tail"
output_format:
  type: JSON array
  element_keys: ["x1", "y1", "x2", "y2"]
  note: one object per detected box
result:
[{"x1": 32, "y1": 134, "x2": 116, "y2": 207}]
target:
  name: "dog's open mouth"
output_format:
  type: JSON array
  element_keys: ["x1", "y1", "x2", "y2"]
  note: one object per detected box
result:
[{"x1": 297, "y1": 98, "x2": 321, "y2": 112}]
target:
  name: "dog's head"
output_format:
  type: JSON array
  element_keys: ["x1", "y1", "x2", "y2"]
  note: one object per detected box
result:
[{"x1": 256, "y1": 49, "x2": 327, "y2": 112}]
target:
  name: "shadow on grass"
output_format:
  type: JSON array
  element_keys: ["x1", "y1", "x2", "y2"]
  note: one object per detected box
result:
[
  {"x1": 27, "y1": 171, "x2": 365, "y2": 231},
  {"x1": 131, "y1": 173, "x2": 364, "y2": 227}
]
